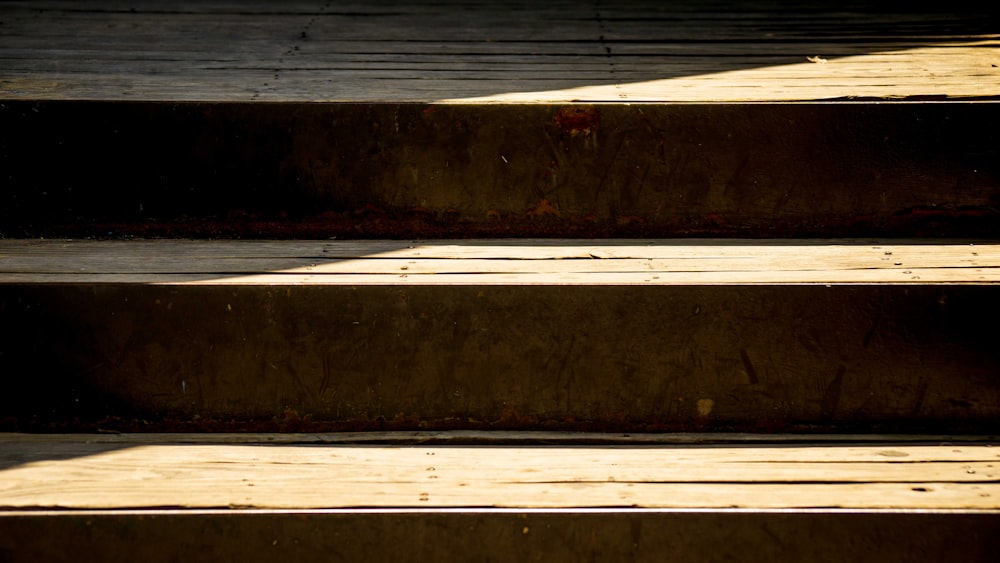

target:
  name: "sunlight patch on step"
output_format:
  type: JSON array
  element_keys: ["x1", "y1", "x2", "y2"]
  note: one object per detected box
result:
[{"x1": 436, "y1": 43, "x2": 1000, "y2": 103}]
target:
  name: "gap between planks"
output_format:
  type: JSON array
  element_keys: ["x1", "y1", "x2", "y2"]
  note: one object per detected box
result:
[{"x1": 3, "y1": 431, "x2": 997, "y2": 446}]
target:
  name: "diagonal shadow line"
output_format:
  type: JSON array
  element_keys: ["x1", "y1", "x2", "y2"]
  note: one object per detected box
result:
[{"x1": 0, "y1": 0, "x2": 997, "y2": 101}]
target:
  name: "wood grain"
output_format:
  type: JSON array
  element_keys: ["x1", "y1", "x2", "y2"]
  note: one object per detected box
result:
[
  {"x1": 1, "y1": 0, "x2": 996, "y2": 102},
  {"x1": 1, "y1": 240, "x2": 996, "y2": 284},
  {"x1": 3, "y1": 246, "x2": 998, "y2": 432},
  {"x1": 1, "y1": 436, "x2": 998, "y2": 510}
]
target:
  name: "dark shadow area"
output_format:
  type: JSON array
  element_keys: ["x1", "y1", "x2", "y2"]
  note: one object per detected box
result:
[
  {"x1": 0, "y1": 441, "x2": 134, "y2": 471},
  {"x1": 0, "y1": 101, "x2": 998, "y2": 239},
  {"x1": 2, "y1": 281, "x2": 999, "y2": 435},
  {"x1": 2, "y1": 509, "x2": 999, "y2": 562}
]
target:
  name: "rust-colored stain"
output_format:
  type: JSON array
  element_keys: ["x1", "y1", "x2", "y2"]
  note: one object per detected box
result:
[
  {"x1": 527, "y1": 198, "x2": 561, "y2": 218},
  {"x1": 616, "y1": 215, "x2": 647, "y2": 227},
  {"x1": 353, "y1": 204, "x2": 387, "y2": 217},
  {"x1": 494, "y1": 405, "x2": 540, "y2": 428},
  {"x1": 554, "y1": 106, "x2": 599, "y2": 136}
]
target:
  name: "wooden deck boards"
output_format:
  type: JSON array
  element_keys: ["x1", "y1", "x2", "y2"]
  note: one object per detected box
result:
[
  {"x1": 1, "y1": 434, "x2": 997, "y2": 510},
  {"x1": 1, "y1": 239, "x2": 997, "y2": 284},
  {"x1": 2, "y1": 4, "x2": 998, "y2": 559},
  {"x1": 1, "y1": 0, "x2": 997, "y2": 102}
]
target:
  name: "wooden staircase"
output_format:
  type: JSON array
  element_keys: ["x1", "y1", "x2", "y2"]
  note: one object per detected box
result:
[{"x1": 1, "y1": 1, "x2": 999, "y2": 560}]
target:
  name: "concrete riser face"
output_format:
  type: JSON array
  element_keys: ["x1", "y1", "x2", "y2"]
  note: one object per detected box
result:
[
  {"x1": 2, "y1": 102, "x2": 997, "y2": 238},
  {"x1": 1, "y1": 511, "x2": 997, "y2": 563},
  {"x1": 3, "y1": 284, "x2": 997, "y2": 433}
]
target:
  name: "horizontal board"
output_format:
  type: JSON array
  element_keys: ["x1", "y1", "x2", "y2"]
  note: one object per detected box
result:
[
  {"x1": 3, "y1": 239, "x2": 994, "y2": 257},
  {"x1": 3, "y1": 477, "x2": 995, "y2": 510},
  {"x1": 1, "y1": 0, "x2": 996, "y2": 101},
  {"x1": 1, "y1": 240, "x2": 996, "y2": 284},
  {"x1": 3, "y1": 239, "x2": 998, "y2": 261},
  {"x1": 2, "y1": 48, "x2": 995, "y2": 102},
  {"x1": 1, "y1": 437, "x2": 998, "y2": 509},
  {"x1": 2, "y1": 269, "x2": 997, "y2": 284}
]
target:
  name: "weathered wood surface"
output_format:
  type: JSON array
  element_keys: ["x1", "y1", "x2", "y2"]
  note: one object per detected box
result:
[
  {"x1": 1, "y1": 240, "x2": 999, "y2": 433},
  {"x1": 0, "y1": 1, "x2": 997, "y2": 102},
  {"x1": 3, "y1": 102, "x2": 997, "y2": 239},
  {"x1": 1, "y1": 436, "x2": 997, "y2": 509},
  {"x1": 1, "y1": 239, "x2": 998, "y2": 284}
]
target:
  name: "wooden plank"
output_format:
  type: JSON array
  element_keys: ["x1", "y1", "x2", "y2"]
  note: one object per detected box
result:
[
  {"x1": 0, "y1": 240, "x2": 998, "y2": 283},
  {"x1": 1, "y1": 438, "x2": 998, "y2": 510},
  {"x1": 0, "y1": 240, "x2": 998, "y2": 268},
  {"x1": 2, "y1": 268, "x2": 999, "y2": 285},
  {"x1": 1, "y1": 0, "x2": 996, "y2": 102},
  {"x1": 4, "y1": 239, "x2": 996, "y2": 258},
  {"x1": 2, "y1": 239, "x2": 998, "y2": 260},
  {"x1": 1, "y1": 256, "x2": 997, "y2": 275},
  {"x1": 4, "y1": 434, "x2": 999, "y2": 463},
  {"x1": 6, "y1": 444, "x2": 1000, "y2": 475},
  {"x1": 2, "y1": 478, "x2": 996, "y2": 510},
  {"x1": 0, "y1": 238, "x2": 997, "y2": 283},
  {"x1": 2, "y1": 48, "x2": 995, "y2": 102},
  {"x1": 1, "y1": 239, "x2": 999, "y2": 282}
]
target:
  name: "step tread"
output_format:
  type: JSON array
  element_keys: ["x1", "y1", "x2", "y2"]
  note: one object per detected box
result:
[
  {"x1": 3, "y1": 242, "x2": 998, "y2": 433},
  {"x1": 1, "y1": 239, "x2": 998, "y2": 284},
  {"x1": 1, "y1": 0, "x2": 997, "y2": 102},
  {"x1": 1, "y1": 434, "x2": 997, "y2": 510}
]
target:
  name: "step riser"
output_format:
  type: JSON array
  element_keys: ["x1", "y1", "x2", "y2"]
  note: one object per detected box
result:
[
  {"x1": 4, "y1": 284, "x2": 997, "y2": 432},
  {"x1": 2, "y1": 101, "x2": 997, "y2": 238},
  {"x1": 1, "y1": 511, "x2": 997, "y2": 563},
  {"x1": 4, "y1": 1, "x2": 999, "y2": 551}
]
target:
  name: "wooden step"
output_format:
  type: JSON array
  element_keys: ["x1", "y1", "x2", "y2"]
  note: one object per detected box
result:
[
  {"x1": 2, "y1": 239, "x2": 998, "y2": 433},
  {"x1": 2, "y1": 0, "x2": 996, "y2": 102},
  {"x1": 3, "y1": 2, "x2": 998, "y2": 558},
  {"x1": 0, "y1": 433, "x2": 997, "y2": 561},
  {"x1": 6, "y1": 433, "x2": 998, "y2": 510},
  {"x1": 2, "y1": 1, "x2": 998, "y2": 239}
]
